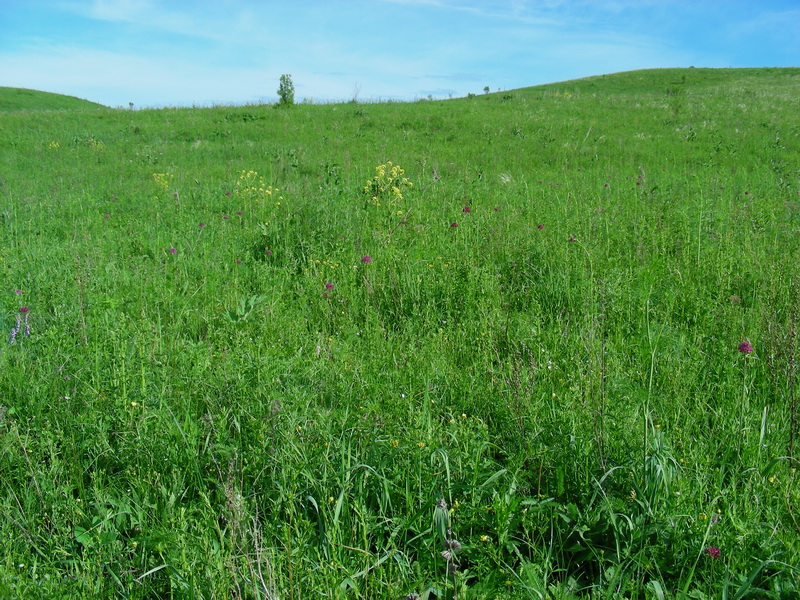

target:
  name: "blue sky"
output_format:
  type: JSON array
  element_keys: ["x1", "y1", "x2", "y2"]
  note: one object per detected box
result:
[{"x1": 1, "y1": 0, "x2": 798, "y2": 108}]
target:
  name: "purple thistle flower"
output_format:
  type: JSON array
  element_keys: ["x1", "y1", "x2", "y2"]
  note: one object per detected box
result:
[
  {"x1": 738, "y1": 341, "x2": 754, "y2": 354},
  {"x1": 705, "y1": 546, "x2": 721, "y2": 559},
  {"x1": 361, "y1": 255, "x2": 372, "y2": 263}
]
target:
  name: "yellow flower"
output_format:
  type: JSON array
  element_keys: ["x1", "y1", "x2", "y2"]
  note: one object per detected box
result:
[
  {"x1": 480, "y1": 535, "x2": 491, "y2": 542},
  {"x1": 391, "y1": 440, "x2": 399, "y2": 447}
]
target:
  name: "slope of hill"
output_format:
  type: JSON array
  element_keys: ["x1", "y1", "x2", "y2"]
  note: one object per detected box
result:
[{"x1": 0, "y1": 87, "x2": 106, "y2": 111}]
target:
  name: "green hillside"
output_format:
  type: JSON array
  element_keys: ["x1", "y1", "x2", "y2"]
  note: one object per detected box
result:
[
  {"x1": 1, "y1": 67, "x2": 799, "y2": 598},
  {"x1": 0, "y1": 87, "x2": 106, "y2": 111}
]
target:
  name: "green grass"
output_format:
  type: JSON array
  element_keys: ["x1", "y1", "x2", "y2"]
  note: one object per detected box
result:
[
  {"x1": 1, "y1": 67, "x2": 799, "y2": 599},
  {"x1": 0, "y1": 87, "x2": 106, "y2": 112}
]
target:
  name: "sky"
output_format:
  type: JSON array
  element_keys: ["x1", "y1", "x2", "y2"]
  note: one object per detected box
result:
[{"x1": 1, "y1": 0, "x2": 798, "y2": 108}]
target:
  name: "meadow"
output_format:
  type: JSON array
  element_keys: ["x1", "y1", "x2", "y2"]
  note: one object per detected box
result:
[{"x1": 1, "y1": 67, "x2": 799, "y2": 599}]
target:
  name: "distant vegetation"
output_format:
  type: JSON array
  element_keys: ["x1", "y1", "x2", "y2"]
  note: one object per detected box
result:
[
  {"x1": 1, "y1": 68, "x2": 799, "y2": 599},
  {"x1": 0, "y1": 87, "x2": 106, "y2": 112}
]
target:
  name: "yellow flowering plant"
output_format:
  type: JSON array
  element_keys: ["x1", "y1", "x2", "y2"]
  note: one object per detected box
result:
[{"x1": 363, "y1": 161, "x2": 412, "y2": 207}]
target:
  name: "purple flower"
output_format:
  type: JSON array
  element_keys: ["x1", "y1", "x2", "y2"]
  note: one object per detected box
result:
[
  {"x1": 169, "y1": 247, "x2": 178, "y2": 254},
  {"x1": 537, "y1": 224, "x2": 544, "y2": 230},
  {"x1": 19, "y1": 307, "x2": 29, "y2": 314},
  {"x1": 103, "y1": 214, "x2": 110, "y2": 219},
  {"x1": 361, "y1": 255, "x2": 372, "y2": 263},
  {"x1": 705, "y1": 546, "x2": 721, "y2": 559},
  {"x1": 266, "y1": 249, "x2": 273, "y2": 256},
  {"x1": 223, "y1": 215, "x2": 230, "y2": 220},
  {"x1": 225, "y1": 192, "x2": 232, "y2": 196},
  {"x1": 462, "y1": 206, "x2": 471, "y2": 213},
  {"x1": 325, "y1": 282, "x2": 334, "y2": 290},
  {"x1": 604, "y1": 184, "x2": 609, "y2": 188},
  {"x1": 199, "y1": 222, "x2": 206, "y2": 228},
  {"x1": 738, "y1": 341, "x2": 754, "y2": 354},
  {"x1": 235, "y1": 259, "x2": 242, "y2": 264},
  {"x1": 450, "y1": 222, "x2": 458, "y2": 228},
  {"x1": 236, "y1": 211, "x2": 243, "y2": 215},
  {"x1": 14, "y1": 290, "x2": 22, "y2": 295}
]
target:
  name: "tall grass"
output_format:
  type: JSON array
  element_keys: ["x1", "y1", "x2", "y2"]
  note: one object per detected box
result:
[{"x1": 1, "y1": 68, "x2": 799, "y2": 598}]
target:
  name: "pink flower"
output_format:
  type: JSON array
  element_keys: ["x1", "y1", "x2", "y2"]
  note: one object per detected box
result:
[
  {"x1": 169, "y1": 247, "x2": 177, "y2": 254},
  {"x1": 705, "y1": 546, "x2": 721, "y2": 559},
  {"x1": 738, "y1": 341, "x2": 754, "y2": 354},
  {"x1": 450, "y1": 222, "x2": 458, "y2": 228},
  {"x1": 266, "y1": 249, "x2": 273, "y2": 255},
  {"x1": 199, "y1": 222, "x2": 206, "y2": 228},
  {"x1": 19, "y1": 307, "x2": 29, "y2": 314},
  {"x1": 14, "y1": 290, "x2": 22, "y2": 295},
  {"x1": 325, "y1": 282, "x2": 334, "y2": 290},
  {"x1": 361, "y1": 255, "x2": 372, "y2": 263},
  {"x1": 462, "y1": 206, "x2": 471, "y2": 213},
  {"x1": 225, "y1": 192, "x2": 232, "y2": 196},
  {"x1": 236, "y1": 211, "x2": 243, "y2": 215},
  {"x1": 537, "y1": 224, "x2": 544, "y2": 230},
  {"x1": 235, "y1": 259, "x2": 242, "y2": 264}
]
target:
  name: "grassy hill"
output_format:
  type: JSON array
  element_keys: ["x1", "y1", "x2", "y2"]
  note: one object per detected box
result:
[
  {"x1": 0, "y1": 68, "x2": 799, "y2": 599},
  {"x1": 0, "y1": 87, "x2": 106, "y2": 111}
]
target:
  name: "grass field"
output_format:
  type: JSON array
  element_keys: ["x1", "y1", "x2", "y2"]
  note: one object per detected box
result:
[{"x1": 1, "y1": 67, "x2": 799, "y2": 599}]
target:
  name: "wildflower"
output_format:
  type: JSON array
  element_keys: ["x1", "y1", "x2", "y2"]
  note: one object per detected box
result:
[
  {"x1": 568, "y1": 235, "x2": 576, "y2": 242},
  {"x1": 361, "y1": 255, "x2": 372, "y2": 263},
  {"x1": 236, "y1": 211, "x2": 243, "y2": 215},
  {"x1": 235, "y1": 259, "x2": 242, "y2": 264},
  {"x1": 738, "y1": 341, "x2": 754, "y2": 354},
  {"x1": 705, "y1": 546, "x2": 721, "y2": 559},
  {"x1": 462, "y1": 206, "x2": 471, "y2": 213},
  {"x1": 199, "y1": 222, "x2": 206, "y2": 228},
  {"x1": 450, "y1": 222, "x2": 458, "y2": 228},
  {"x1": 325, "y1": 282, "x2": 334, "y2": 290},
  {"x1": 537, "y1": 224, "x2": 544, "y2": 229},
  {"x1": 266, "y1": 249, "x2": 273, "y2": 255},
  {"x1": 480, "y1": 535, "x2": 491, "y2": 542},
  {"x1": 391, "y1": 440, "x2": 399, "y2": 447},
  {"x1": 223, "y1": 215, "x2": 230, "y2": 220},
  {"x1": 19, "y1": 307, "x2": 29, "y2": 314},
  {"x1": 14, "y1": 290, "x2": 22, "y2": 295},
  {"x1": 225, "y1": 192, "x2": 232, "y2": 196},
  {"x1": 103, "y1": 214, "x2": 110, "y2": 219},
  {"x1": 169, "y1": 248, "x2": 177, "y2": 254}
]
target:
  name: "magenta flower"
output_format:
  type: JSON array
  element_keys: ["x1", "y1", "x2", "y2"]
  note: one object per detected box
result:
[
  {"x1": 325, "y1": 282, "x2": 334, "y2": 290},
  {"x1": 738, "y1": 341, "x2": 754, "y2": 354},
  {"x1": 705, "y1": 547, "x2": 721, "y2": 559},
  {"x1": 266, "y1": 249, "x2": 273, "y2": 256},
  {"x1": 225, "y1": 192, "x2": 232, "y2": 196},
  {"x1": 450, "y1": 222, "x2": 458, "y2": 228},
  {"x1": 14, "y1": 290, "x2": 22, "y2": 295},
  {"x1": 235, "y1": 259, "x2": 242, "y2": 264},
  {"x1": 169, "y1": 247, "x2": 178, "y2": 254},
  {"x1": 103, "y1": 214, "x2": 110, "y2": 219},
  {"x1": 537, "y1": 224, "x2": 544, "y2": 230},
  {"x1": 19, "y1": 307, "x2": 29, "y2": 314},
  {"x1": 223, "y1": 215, "x2": 230, "y2": 220},
  {"x1": 199, "y1": 222, "x2": 206, "y2": 228},
  {"x1": 462, "y1": 206, "x2": 471, "y2": 213},
  {"x1": 361, "y1": 255, "x2": 372, "y2": 263},
  {"x1": 236, "y1": 211, "x2": 243, "y2": 215}
]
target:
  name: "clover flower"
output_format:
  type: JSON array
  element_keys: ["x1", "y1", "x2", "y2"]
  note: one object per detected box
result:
[
  {"x1": 738, "y1": 341, "x2": 754, "y2": 354},
  {"x1": 705, "y1": 546, "x2": 721, "y2": 559},
  {"x1": 361, "y1": 255, "x2": 372, "y2": 263}
]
